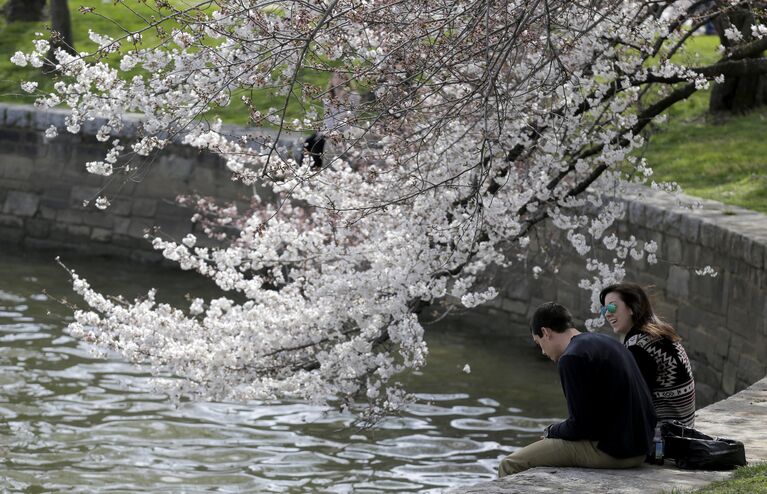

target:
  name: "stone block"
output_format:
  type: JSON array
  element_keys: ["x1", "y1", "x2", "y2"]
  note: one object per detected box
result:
[
  {"x1": 132, "y1": 198, "x2": 158, "y2": 217},
  {"x1": 0, "y1": 226, "x2": 24, "y2": 244},
  {"x1": 737, "y1": 355, "x2": 766, "y2": 386},
  {"x1": 664, "y1": 236, "x2": 683, "y2": 264},
  {"x1": 41, "y1": 186, "x2": 70, "y2": 201},
  {"x1": 188, "y1": 166, "x2": 217, "y2": 195},
  {"x1": 683, "y1": 244, "x2": 712, "y2": 270},
  {"x1": 529, "y1": 276, "x2": 557, "y2": 302},
  {"x1": 80, "y1": 211, "x2": 114, "y2": 229},
  {"x1": 699, "y1": 220, "x2": 725, "y2": 251},
  {"x1": 0, "y1": 155, "x2": 34, "y2": 180},
  {"x1": 0, "y1": 177, "x2": 34, "y2": 193},
  {"x1": 643, "y1": 253, "x2": 671, "y2": 281},
  {"x1": 39, "y1": 196, "x2": 69, "y2": 212},
  {"x1": 32, "y1": 109, "x2": 67, "y2": 131},
  {"x1": 721, "y1": 361, "x2": 737, "y2": 395},
  {"x1": 0, "y1": 214, "x2": 23, "y2": 228},
  {"x1": 727, "y1": 232, "x2": 750, "y2": 264},
  {"x1": 155, "y1": 156, "x2": 194, "y2": 180},
  {"x1": 16, "y1": 142, "x2": 43, "y2": 160},
  {"x1": 112, "y1": 233, "x2": 142, "y2": 249},
  {"x1": 81, "y1": 116, "x2": 109, "y2": 136},
  {"x1": 505, "y1": 274, "x2": 532, "y2": 300},
  {"x1": 156, "y1": 200, "x2": 193, "y2": 220},
  {"x1": 23, "y1": 237, "x2": 68, "y2": 252},
  {"x1": 62, "y1": 166, "x2": 104, "y2": 186},
  {"x1": 709, "y1": 327, "x2": 730, "y2": 360},
  {"x1": 661, "y1": 210, "x2": 684, "y2": 237},
  {"x1": 500, "y1": 298, "x2": 528, "y2": 316},
  {"x1": 71, "y1": 144, "x2": 109, "y2": 167},
  {"x1": 91, "y1": 227, "x2": 112, "y2": 243},
  {"x1": 651, "y1": 298, "x2": 678, "y2": 327},
  {"x1": 695, "y1": 382, "x2": 716, "y2": 408},
  {"x1": 725, "y1": 277, "x2": 763, "y2": 337},
  {"x1": 5, "y1": 106, "x2": 31, "y2": 127},
  {"x1": 666, "y1": 265, "x2": 689, "y2": 300},
  {"x1": 745, "y1": 239, "x2": 765, "y2": 269},
  {"x1": 128, "y1": 219, "x2": 153, "y2": 240},
  {"x1": 483, "y1": 296, "x2": 503, "y2": 311},
  {"x1": 726, "y1": 303, "x2": 760, "y2": 340},
  {"x1": 675, "y1": 321, "x2": 691, "y2": 341},
  {"x1": 643, "y1": 204, "x2": 665, "y2": 230},
  {"x1": 66, "y1": 224, "x2": 91, "y2": 240},
  {"x1": 137, "y1": 176, "x2": 185, "y2": 198},
  {"x1": 626, "y1": 270, "x2": 666, "y2": 295},
  {"x1": 688, "y1": 330, "x2": 724, "y2": 369},
  {"x1": 91, "y1": 244, "x2": 132, "y2": 259},
  {"x1": 678, "y1": 215, "x2": 700, "y2": 243},
  {"x1": 731, "y1": 258, "x2": 755, "y2": 279},
  {"x1": 688, "y1": 271, "x2": 727, "y2": 315},
  {"x1": 153, "y1": 220, "x2": 192, "y2": 241},
  {"x1": 118, "y1": 118, "x2": 140, "y2": 139},
  {"x1": 555, "y1": 287, "x2": 581, "y2": 315},
  {"x1": 56, "y1": 209, "x2": 85, "y2": 225},
  {"x1": 130, "y1": 249, "x2": 163, "y2": 263},
  {"x1": 38, "y1": 205, "x2": 58, "y2": 220},
  {"x1": 37, "y1": 140, "x2": 73, "y2": 165},
  {"x1": 114, "y1": 217, "x2": 131, "y2": 235},
  {"x1": 26, "y1": 218, "x2": 50, "y2": 238},
  {"x1": 0, "y1": 129, "x2": 22, "y2": 149},
  {"x1": 627, "y1": 200, "x2": 645, "y2": 225},
  {"x1": 3, "y1": 191, "x2": 39, "y2": 216},
  {"x1": 734, "y1": 378, "x2": 752, "y2": 394},
  {"x1": 70, "y1": 185, "x2": 101, "y2": 208},
  {"x1": 108, "y1": 198, "x2": 132, "y2": 217}
]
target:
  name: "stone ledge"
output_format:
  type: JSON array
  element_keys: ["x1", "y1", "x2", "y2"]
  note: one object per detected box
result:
[
  {"x1": 0, "y1": 102, "x2": 304, "y2": 149},
  {"x1": 446, "y1": 375, "x2": 767, "y2": 493}
]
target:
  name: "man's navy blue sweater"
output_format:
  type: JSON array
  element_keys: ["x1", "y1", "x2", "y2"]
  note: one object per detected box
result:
[{"x1": 548, "y1": 332, "x2": 657, "y2": 458}]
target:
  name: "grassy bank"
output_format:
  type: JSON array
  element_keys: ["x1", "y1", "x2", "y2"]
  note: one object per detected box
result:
[
  {"x1": 640, "y1": 35, "x2": 767, "y2": 213},
  {"x1": 0, "y1": 5, "x2": 765, "y2": 212},
  {"x1": 689, "y1": 463, "x2": 767, "y2": 493}
]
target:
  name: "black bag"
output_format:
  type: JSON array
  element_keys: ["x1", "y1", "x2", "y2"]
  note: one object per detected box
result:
[{"x1": 661, "y1": 421, "x2": 747, "y2": 470}]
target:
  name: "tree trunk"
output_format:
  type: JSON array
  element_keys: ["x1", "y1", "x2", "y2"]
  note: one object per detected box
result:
[
  {"x1": 709, "y1": 9, "x2": 767, "y2": 114},
  {"x1": 3, "y1": 0, "x2": 46, "y2": 22},
  {"x1": 49, "y1": 0, "x2": 75, "y2": 57}
]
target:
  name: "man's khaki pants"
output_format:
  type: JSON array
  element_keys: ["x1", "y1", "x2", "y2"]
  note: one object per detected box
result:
[{"x1": 498, "y1": 438, "x2": 646, "y2": 477}]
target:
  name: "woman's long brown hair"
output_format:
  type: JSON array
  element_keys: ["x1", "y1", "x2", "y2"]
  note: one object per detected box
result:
[{"x1": 599, "y1": 282, "x2": 680, "y2": 342}]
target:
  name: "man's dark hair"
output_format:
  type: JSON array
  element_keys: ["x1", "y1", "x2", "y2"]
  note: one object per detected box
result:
[{"x1": 530, "y1": 302, "x2": 575, "y2": 337}]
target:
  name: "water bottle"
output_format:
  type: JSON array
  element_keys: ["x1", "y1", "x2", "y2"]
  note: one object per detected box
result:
[{"x1": 651, "y1": 426, "x2": 664, "y2": 465}]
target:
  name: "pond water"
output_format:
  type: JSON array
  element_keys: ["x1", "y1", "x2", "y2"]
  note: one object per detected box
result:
[{"x1": 0, "y1": 248, "x2": 565, "y2": 493}]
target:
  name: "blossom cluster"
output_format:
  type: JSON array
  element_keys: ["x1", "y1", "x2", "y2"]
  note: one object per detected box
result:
[{"x1": 14, "y1": 0, "x2": 754, "y2": 414}]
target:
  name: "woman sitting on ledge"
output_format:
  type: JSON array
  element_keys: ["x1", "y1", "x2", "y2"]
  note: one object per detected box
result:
[{"x1": 599, "y1": 283, "x2": 696, "y2": 427}]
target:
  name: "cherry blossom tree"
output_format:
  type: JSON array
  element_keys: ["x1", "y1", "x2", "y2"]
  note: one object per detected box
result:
[{"x1": 13, "y1": 0, "x2": 767, "y2": 417}]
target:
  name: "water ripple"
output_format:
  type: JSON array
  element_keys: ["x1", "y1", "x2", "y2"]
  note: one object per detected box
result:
[{"x1": 0, "y1": 251, "x2": 566, "y2": 492}]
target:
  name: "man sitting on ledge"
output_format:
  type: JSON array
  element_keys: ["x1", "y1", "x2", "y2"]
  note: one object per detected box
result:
[{"x1": 498, "y1": 302, "x2": 657, "y2": 477}]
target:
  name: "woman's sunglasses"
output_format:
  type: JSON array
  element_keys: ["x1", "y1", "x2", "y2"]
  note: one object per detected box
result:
[{"x1": 599, "y1": 303, "x2": 617, "y2": 317}]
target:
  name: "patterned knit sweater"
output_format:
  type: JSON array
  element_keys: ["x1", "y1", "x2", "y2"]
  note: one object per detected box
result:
[{"x1": 624, "y1": 326, "x2": 696, "y2": 427}]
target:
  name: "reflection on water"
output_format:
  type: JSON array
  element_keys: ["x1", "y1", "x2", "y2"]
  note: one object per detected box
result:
[{"x1": 0, "y1": 249, "x2": 564, "y2": 493}]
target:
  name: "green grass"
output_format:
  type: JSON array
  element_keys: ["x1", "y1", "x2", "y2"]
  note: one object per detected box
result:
[
  {"x1": 688, "y1": 463, "x2": 767, "y2": 493},
  {"x1": 642, "y1": 107, "x2": 767, "y2": 213},
  {"x1": 639, "y1": 34, "x2": 767, "y2": 213}
]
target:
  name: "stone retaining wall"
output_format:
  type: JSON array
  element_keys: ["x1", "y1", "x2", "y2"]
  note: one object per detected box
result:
[
  {"x1": 1, "y1": 104, "x2": 765, "y2": 407},
  {"x1": 483, "y1": 188, "x2": 767, "y2": 407},
  {"x1": 0, "y1": 103, "x2": 297, "y2": 262}
]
